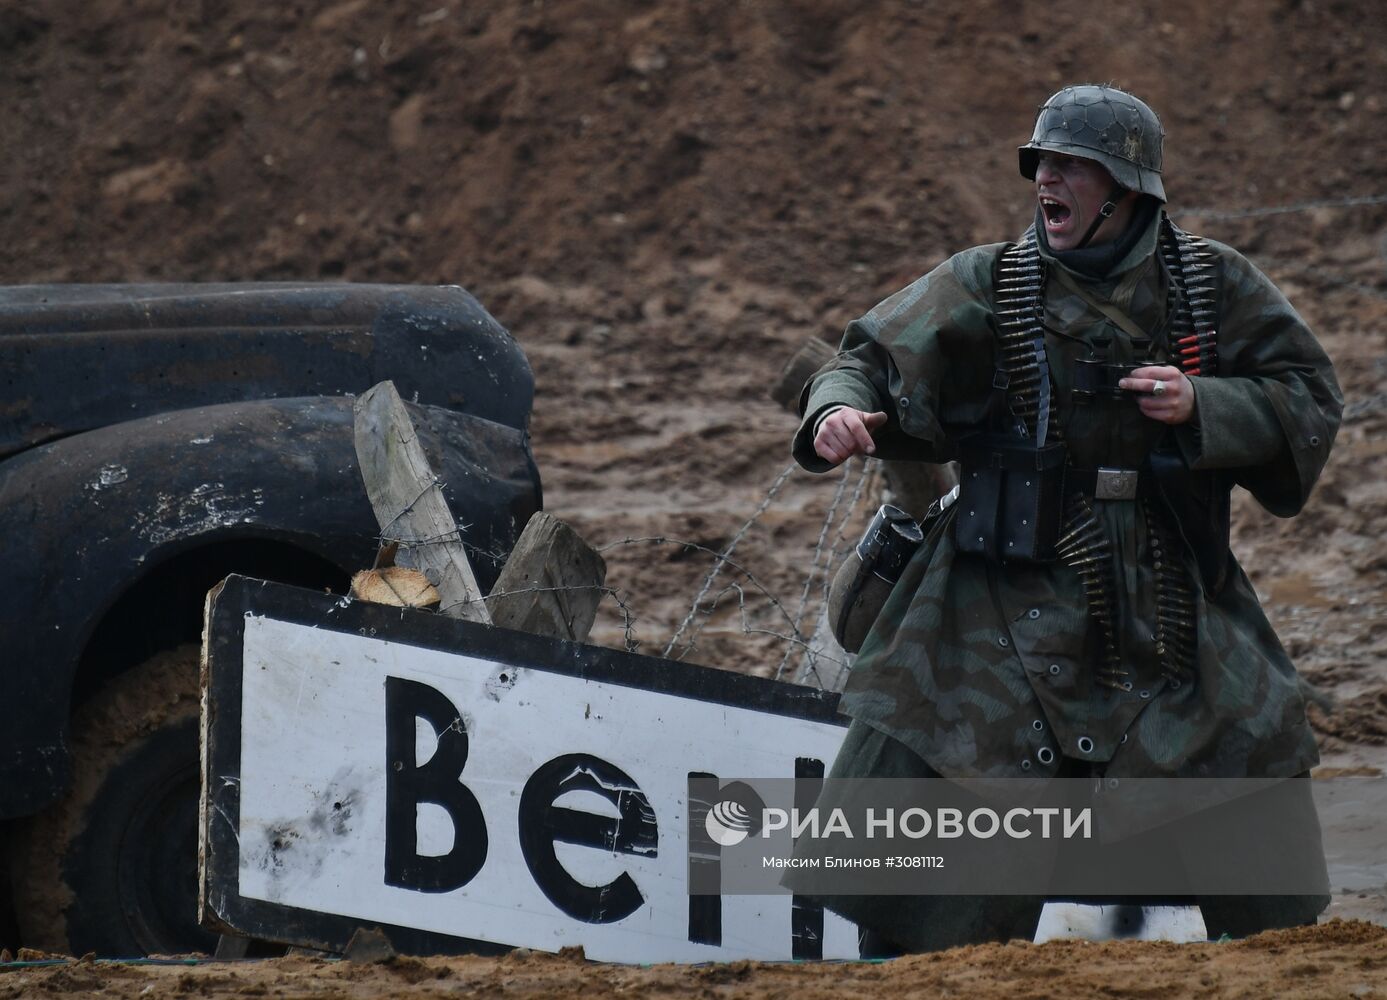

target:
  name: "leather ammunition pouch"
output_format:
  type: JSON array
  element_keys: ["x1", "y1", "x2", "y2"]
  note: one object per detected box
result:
[{"x1": 953, "y1": 433, "x2": 1067, "y2": 562}]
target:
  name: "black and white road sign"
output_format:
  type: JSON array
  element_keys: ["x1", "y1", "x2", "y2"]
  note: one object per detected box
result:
[{"x1": 199, "y1": 576, "x2": 856, "y2": 962}]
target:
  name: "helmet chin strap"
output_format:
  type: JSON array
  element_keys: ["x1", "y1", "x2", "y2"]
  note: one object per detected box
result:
[{"x1": 1074, "y1": 183, "x2": 1128, "y2": 249}]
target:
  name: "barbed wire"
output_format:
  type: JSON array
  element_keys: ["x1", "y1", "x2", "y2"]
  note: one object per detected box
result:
[
  {"x1": 774, "y1": 457, "x2": 857, "y2": 680},
  {"x1": 379, "y1": 524, "x2": 465, "y2": 548},
  {"x1": 600, "y1": 532, "x2": 815, "y2": 661},
  {"x1": 437, "y1": 581, "x2": 642, "y2": 652},
  {"x1": 707, "y1": 580, "x2": 854, "y2": 678},
  {"x1": 775, "y1": 460, "x2": 873, "y2": 685},
  {"x1": 372, "y1": 527, "x2": 513, "y2": 580},
  {"x1": 375, "y1": 476, "x2": 444, "y2": 538},
  {"x1": 368, "y1": 470, "x2": 519, "y2": 569},
  {"x1": 365, "y1": 457, "x2": 855, "y2": 679},
  {"x1": 362, "y1": 469, "x2": 648, "y2": 648},
  {"x1": 809, "y1": 463, "x2": 875, "y2": 690},
  {"x1": 1172, "y1": 192, "x2": 1387, "y2": 222},
  {"x1": 659, "y1": 462, "x2": 798, "y2": 660}
]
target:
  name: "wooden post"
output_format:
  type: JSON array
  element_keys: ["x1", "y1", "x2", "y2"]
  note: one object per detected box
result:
[
  {"x1": 488, "y1": 512, "x2": 607, "y2": 642},
  {"x1": 353, "y1": 380, "x2": 491, "y2": 624}
]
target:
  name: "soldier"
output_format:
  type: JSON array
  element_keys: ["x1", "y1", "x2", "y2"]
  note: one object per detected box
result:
[{"x1": 792, "y1": 85, "x2": 1342, "y2": 954}]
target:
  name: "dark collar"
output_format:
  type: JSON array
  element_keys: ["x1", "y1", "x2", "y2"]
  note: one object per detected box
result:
[{"x1": 1034, "y1": 197, "x2": 1162, "y2": 279}]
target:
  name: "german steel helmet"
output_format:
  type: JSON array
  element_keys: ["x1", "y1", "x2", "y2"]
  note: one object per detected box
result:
[{"x1": 1018, "y1": 85, "x2": 1166, "y2": 202}]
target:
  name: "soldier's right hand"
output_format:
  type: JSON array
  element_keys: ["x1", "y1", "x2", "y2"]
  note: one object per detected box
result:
[{"x1": 813, "y1": 407, "x2": 888, "y2": 465}]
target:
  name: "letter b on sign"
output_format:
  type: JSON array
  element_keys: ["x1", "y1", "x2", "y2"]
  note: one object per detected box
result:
[{"x1": 384, "y1": 677, "x2": 488, "y2": 892}]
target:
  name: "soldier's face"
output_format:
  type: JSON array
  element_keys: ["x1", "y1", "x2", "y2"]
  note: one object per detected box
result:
[{"x1": 1034, "y1": 152, "x2": 1134, "y2": 251}]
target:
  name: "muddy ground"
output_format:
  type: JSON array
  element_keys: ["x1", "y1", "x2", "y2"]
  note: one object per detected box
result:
[
  {"x1": 2, "y1": 0, "x2": 1387, "y2": 993},
  {"x1": 1, "y1": 920, "x2": 1385, "y2": 999}
]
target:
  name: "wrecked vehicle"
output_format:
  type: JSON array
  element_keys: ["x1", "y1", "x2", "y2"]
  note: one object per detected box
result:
[{"x1": 0, "y1": 284, "x2": 542, "y2": 957}]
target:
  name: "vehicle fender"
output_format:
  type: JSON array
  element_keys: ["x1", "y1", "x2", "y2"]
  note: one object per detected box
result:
[{"x1": 0, "y1": 395, "x2": 540, "y2": 818}]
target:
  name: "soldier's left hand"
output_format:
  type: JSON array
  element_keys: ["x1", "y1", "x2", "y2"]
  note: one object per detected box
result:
[{"x1": 1120, "y1": 365, "x2": 1194, "y2": 424}]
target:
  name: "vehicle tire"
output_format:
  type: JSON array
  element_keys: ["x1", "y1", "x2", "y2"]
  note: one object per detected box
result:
[{"x1": 9, "y1": 645, "x2": 216, "y2": 956}]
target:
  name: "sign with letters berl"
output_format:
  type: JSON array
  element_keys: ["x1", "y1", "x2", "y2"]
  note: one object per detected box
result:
[{"x1": 199, "y1": 575, "x2": 857, "y2": 962}]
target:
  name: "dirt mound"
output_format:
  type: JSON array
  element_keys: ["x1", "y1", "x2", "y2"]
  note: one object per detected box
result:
[
  {"x1": 3, "y1": 921, "x2": 1386, "y2": 998},
  {"x1": 2, "y1": 0, "x2": 1387, "y2": 983}
]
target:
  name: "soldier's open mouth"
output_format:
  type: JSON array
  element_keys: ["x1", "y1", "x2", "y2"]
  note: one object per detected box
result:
[{"x1": 1041, "y1": 197, "x2": 1071, "y2": 227}]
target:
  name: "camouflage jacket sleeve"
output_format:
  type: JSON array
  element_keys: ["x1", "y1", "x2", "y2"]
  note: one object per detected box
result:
[
  {"x1": 792, "y1": 245, "x2": 1004, "y2": 474},
  {"x1": 1179, "y1": 242, "x2": 1343, "y2": 516}
]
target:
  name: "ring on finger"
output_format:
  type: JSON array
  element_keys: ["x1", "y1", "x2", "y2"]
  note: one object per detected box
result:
[{"x1": 1151, "y1": 380, "x2": 1167, "y2": 397}]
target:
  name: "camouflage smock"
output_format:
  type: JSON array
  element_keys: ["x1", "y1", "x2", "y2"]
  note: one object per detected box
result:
[{"x1": 792, "y1": 211, "x2": 1343, "y2": 780}]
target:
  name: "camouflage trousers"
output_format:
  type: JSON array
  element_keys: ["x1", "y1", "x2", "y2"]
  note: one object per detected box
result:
[{"x1": 809, "y1": 719, "x2": 1329, "y2": 956}]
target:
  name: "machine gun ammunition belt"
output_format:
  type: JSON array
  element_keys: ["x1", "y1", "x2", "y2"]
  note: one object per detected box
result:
[
  {"x1": 993, "y1": 234, "x2": 1050, "y2": 440},
  {"x1": 1144, "y1": 495, "x2": 1197, "y2": 684},
  {"x1": 1160, "y1": 220, "x2": 1220, "y2": 378},
  {"x1": 1055, "y1": 493, "x2": 1128, "y2": 690}
]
